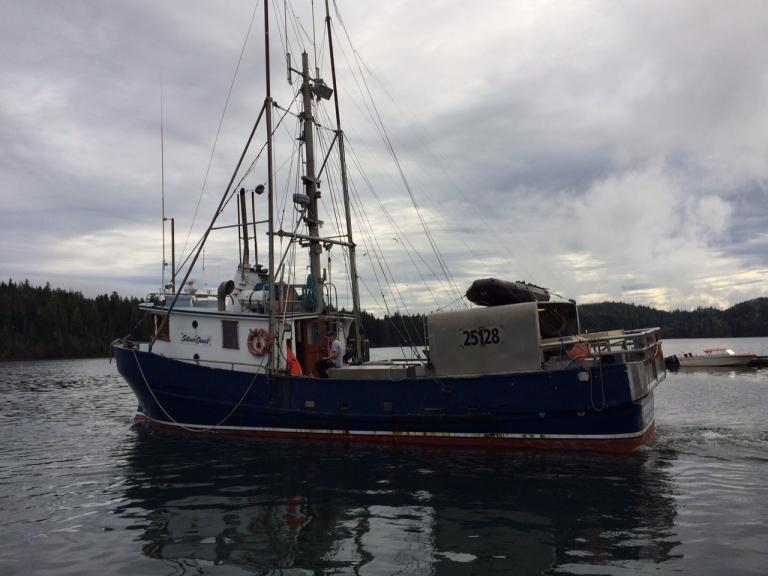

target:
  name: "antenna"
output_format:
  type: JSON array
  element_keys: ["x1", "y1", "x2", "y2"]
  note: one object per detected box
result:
[
  {"x1": 160, "y1": 88, "x2": 166, "y2": 293},
  {"x1": 170, "y1": 217, "x2": 176, "y2": 292}
]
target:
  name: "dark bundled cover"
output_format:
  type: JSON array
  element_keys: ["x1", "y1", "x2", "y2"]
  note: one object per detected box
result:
[{"x1": 466, "y1": 278, "x2": 550, "y2": 307}]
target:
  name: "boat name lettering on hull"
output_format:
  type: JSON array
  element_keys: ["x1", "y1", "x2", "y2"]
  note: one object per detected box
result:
[
  {"x1": 462, "y1": 327, "x2": 501, "y2": 346},
  {"x1": 180, "y1": 333, "x2": 212, "y2": 345}
]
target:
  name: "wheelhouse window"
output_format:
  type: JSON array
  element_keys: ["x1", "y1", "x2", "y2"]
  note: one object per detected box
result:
[
  {"x1": 153, "y1": 314, "x2": 170, "y2": 341},
  {"x1": 222, "y1": 320, "x2": 239, "y2": 349}
]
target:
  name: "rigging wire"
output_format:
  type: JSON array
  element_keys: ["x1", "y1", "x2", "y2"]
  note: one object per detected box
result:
[
  {"x1": 352, "y1": 52, "x2": 554, "y2": 293},
  {"x1": 277, "y1": 122, "x2": 302, "y2": 232},
  {"x1": 171, "y1": 97, "x2": 299, "y2": 280},
  {"x1": 327, "y1": 14, "x2": 465, "y2": 307},
  {"x1": 347, "y1": 182, "x2": 422, "y2": 350},
  {"x1": 316, "y1": 84, "x2": 452, "y2": 311},
  {"x1": 313, "y1": 110, "x2": 354, "y2": 310},
  {"x1": 283, "y1": 0, "x2": 312, "y2": 53},
  {"x1": 177, "y1": 0, "x2": 261, "y2": 270},
  {"x1": 234, "y1": 93, "x2": 301, "y2": 190},
  {"x1": 273, "y1": 0, "x2": 293, "y2": 68},
  {"x1": 172, "y1": 0, "x2": 464, "y2": 359},
  {"x1": 319, "y1": 140, "x2": 422, "y2": 348},
  {"x1": 327, "y1": 48, "x2": 457, "y2": 308},
  {"x1": 311, "y1": 0, "x2": 318, "y2": 73},
  {"x1": 150, "y1": 101, "x2": 267, "y2": 352},
  {"x1": 314, "y1": 104, "x2": 424, "y2": 348},
  {"x1": 302, "y1": 92, "x2": 430, "y2": 348},
  {"x1": 342, "y1": 134, "x2": 444, "y2": 309},
  {"x1": 276, "y1": 2, "x2": 428, "y2": 348},
  {"x1": 332, "y1": 2, "x2": 568, "y2": 297}
]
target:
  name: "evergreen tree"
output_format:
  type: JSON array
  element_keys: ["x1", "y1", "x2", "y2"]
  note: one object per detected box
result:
[
  {"x1": 0, "y1": 279, "x2": 147, "y2": 361},
  {"x1": 2, "y1": 279, "x2": 767, "y2": 360}
]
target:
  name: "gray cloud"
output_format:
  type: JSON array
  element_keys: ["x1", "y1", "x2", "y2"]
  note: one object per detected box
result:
[{"x1": 1, "y1": 0, "x2": 767, "y2": 312}]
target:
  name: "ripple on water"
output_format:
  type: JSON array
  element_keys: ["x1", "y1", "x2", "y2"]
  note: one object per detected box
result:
[{"x1": 2, "y1": 358, "x2": 768, "y2": 575}]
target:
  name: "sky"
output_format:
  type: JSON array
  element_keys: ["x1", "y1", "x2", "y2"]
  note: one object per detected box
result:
[{"x1": 2, "y1": 0, "x2": 767, "y2": 314}]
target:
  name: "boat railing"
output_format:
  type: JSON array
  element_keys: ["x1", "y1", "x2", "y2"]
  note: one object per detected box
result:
[
  {"x1": 541, "y1": 327, "x2": 662, "y2": 364},
  {"x1": 122, "y1": 341, "x2": 268, "y2": 371},
  {"x1": 323, "y1": 282, "x2": 339, "y2": 312},
  {"x1": 143, "y1": 292, "x2": 220, "y2": 305}
]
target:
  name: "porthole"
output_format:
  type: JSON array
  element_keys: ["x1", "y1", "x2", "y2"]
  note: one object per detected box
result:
[{"x1": 192, "y1": 320, "x2": 198, "y2": 329}]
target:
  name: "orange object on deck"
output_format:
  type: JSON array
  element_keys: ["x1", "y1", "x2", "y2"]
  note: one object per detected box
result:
[
  {"x1": 286, "y1": 345, "x2": 303, "y2": 376},
  {"x1": 566, "y1": 338, "x2": 591, "y2": 361}
]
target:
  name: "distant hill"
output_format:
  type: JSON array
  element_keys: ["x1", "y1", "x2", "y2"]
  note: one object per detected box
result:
[
  {"x1": 2, "y1": 279, "x2": 767, "y2": 361},
  {"x1": 360, "y1": 298, "x2": 768, "y2": 346},
  {"x1": 578, "y1": 298, "x2": 768, "y2": 338}
]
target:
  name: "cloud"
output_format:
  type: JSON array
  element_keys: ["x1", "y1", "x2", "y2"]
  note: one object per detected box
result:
[{"x1": 1, "y1": 0, "x2": 767, "y2": 314}]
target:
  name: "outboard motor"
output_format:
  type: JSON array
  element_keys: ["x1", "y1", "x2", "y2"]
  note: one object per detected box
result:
[
  {"x1": 664, "y1": 355, "x2": 680, "y2": 371},
  {"x1": 217, "y1": 280, "x2": 235, "y2": 311}
]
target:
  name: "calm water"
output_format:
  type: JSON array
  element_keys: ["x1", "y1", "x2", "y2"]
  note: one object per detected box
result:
[{"x1": 1, "y1": 339, "x2": 767, "y2": 575}]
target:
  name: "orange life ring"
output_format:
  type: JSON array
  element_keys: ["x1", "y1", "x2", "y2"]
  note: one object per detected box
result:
[{"x1": 247, "y1": 328, "x2": 271, "y2": 356}]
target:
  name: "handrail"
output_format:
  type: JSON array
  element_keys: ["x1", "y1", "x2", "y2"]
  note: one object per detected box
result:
[
  {"x1": 323, "y1": 282, "x2": 339, "y2": 311},
  {"x1": 125, "y1": 341, "x2": 268, "y2": 371},
  {"x1": 541, "y1": 327, "x2": 662, "y2": 363}
]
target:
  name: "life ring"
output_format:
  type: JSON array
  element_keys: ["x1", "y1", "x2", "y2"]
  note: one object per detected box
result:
[{"x1": 247, "y1": 328, "x2": 271, "y2": 356}]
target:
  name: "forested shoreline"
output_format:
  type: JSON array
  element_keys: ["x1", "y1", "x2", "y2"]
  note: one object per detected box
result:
[
  {"x1": 364, "y1": 298, "x2": 768, "y2": 346},
  {"x1": 1, "y1": 279, "x2": 767, "y2": 361},
  {"x1": 0, "y1": 280, "x2": 146, "y2": 361}
]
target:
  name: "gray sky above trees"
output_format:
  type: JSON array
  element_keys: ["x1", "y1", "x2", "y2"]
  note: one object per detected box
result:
[{"x1": 2, "y1": 0, "x2": 767, "y2": 312}]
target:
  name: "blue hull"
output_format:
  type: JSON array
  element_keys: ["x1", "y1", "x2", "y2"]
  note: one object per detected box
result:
[{"x1": 113, "y1": 344, "x2": 656, "y2": 452}]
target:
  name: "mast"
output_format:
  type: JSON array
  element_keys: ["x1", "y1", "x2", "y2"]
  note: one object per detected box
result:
[
  {"x1": 300, "y1": 51, "x2": 324, "y2": 313},
  {"x1": 325, "y1": 0, "x2": 363, "y2": 362},
  {"x1": 265, "y1": 0, "x2": 278, "y2": 370}
]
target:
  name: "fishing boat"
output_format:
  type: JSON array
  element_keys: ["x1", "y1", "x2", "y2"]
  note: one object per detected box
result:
[
  {"x1": 677, "y1": 348, "x2": 757, "y2": 368},
  {"x1": 112, "y1": 1, "x2": 666, "y2": 452}
]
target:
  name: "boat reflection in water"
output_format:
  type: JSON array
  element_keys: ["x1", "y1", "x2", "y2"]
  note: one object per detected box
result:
[
  {"x1": 667, "y1": 363, "x2": 764, "y2": 379},
  {"x1": 116, "y1": 427, "x2": 680, "y2": 574}
]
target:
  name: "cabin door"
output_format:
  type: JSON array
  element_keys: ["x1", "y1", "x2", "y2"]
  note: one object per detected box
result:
[{"x1": 296, "y1": 319, "x2": 327, "y2": 377}]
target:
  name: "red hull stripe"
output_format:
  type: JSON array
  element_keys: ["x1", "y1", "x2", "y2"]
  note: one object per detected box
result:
[{"x1": 133, "y1": 413, "x2": 655, "y2": 453}]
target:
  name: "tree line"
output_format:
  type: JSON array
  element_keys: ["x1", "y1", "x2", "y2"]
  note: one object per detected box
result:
[
  {"x1": 577, "y1": 299, "x2": 768, "y2": 338},
  {"x1": 361, "y1": 298, "x2": 768, "y2": 346},
  {"x1": 0, "y1": 279, "x2": 147, "y2": 361},
  {"x1": 1, "y1": 279, "x2": 767, "y2": 361}
]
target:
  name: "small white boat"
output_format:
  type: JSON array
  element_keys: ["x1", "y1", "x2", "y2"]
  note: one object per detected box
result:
[{"x1": 678, "y1": 348, "x2": 757, "y2": 367}]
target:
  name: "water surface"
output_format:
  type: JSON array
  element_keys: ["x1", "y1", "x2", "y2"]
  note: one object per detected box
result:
[{"x1": 1, "y1": 339, "x2": 767, "y2": 574}]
